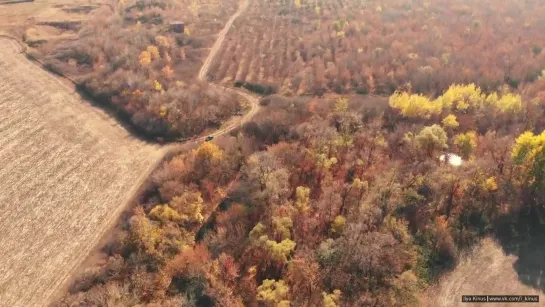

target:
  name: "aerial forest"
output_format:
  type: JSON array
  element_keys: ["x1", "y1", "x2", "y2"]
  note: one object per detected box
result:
[{"x1": 55, "y1": 0, "x2": 545, "y2": 306}]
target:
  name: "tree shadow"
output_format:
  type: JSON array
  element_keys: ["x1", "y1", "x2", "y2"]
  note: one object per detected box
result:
[
  {"x1": 74, "y1": 83, "x2": 165, "y2": 143},
  {"x1": 0, "y1": 0, "x2": 34, "y2": 5},
  {"x1": 494, "y1": 207, "x2": 545, "y2": 292}
]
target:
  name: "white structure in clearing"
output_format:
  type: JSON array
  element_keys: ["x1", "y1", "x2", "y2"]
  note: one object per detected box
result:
[{"x1": 440, "y1": 153, "x2": 463, "y2": 166}]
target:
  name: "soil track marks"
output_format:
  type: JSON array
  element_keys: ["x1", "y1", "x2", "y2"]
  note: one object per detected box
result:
[{"x1": 0, "y1": 37, "x2": 163, "y2": 307}]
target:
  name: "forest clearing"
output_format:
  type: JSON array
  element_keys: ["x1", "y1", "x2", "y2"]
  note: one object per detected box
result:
[{"x1": 0, "y1": 37, "x2": 164, "y2": 307}]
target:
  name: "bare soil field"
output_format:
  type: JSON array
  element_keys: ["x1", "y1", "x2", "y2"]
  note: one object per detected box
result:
[
  {"x1": 0, "y1": 37, "x2": 164, "y2": 307},
  {"x1": 0, "y1": 0, "x2": 102, "y2": 52},
  {"x1": 0, "y1": 0, "x2": 98, "y2": 27},
  {"x1": 427, "y1": 237, "x2": 544, "y2": 307}
]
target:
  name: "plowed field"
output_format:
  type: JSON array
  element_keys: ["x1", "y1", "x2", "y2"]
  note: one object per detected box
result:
[{"x1": 0, "y1": 38, "x2": 163, "y2": 307}]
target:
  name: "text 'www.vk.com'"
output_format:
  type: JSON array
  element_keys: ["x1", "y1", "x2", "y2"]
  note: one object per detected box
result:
[{"x1": 462, "y1": 295, "x2": 539, "y2": 303}]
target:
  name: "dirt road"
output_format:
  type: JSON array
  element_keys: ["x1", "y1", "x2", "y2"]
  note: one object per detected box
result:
[
  {"x1": 195, "y1": 0, "x2": 259, "y2": 141},
  {"x1": 197, "y1": 0, "x2": 249, "y2": 82}
]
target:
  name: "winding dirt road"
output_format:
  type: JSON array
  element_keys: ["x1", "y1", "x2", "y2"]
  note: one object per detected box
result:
[
  {"x1": 194, "y1": 0, "x2": 259, "y2": 141},
  {"x1": 198, "y1": 0, "x2": 248, "y2": 82}
]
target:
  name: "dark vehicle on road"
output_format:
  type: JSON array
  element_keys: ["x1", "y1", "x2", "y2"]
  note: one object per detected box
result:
[{"x1": 205, "y1": 135, "x2": 214, "y2": 142}]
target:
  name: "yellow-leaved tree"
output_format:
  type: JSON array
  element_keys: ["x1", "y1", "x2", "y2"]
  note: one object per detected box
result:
[
  {"x1": 251, "y1": 222, "x2": 296, "y2": 264},
  {"x1": 511, "y1": 131, "x2": 545, "y2": 191},
  {"x1": 495, "y1": 93, "x2": 523, "y2": 114},
  {"x1": 153, "y1": 80, "x2": 163, "y2": 92},
  {"x1": 257, "y1": 279, "x2": 290, "y2": 306},
  {"x1": 436, "y1": 83, "x2": 524, "y2": 114},
  {"x1": 294, "y1": 186, "x2": 310, "y2": 213},
  {"x1": 263, "y1": 238, "x2": 296, "y2": 264},
  {"x1": 169, "y1": 191, "x2": 205, "y2": 224},
  {"x1": 194, "y1": 142, "x2": 223, "y2": 178},
  {"x1": 389, "y1": 92, "x2": 441, "y2": 119},
  {"x1": 330, "y1": 215, "x2": 346, "y2": 235},
  {"x1": 195, "y1": 141, "x2": 223, "y2": 162},
  {"x1": 453, "y1": 131, "x2": 477, "y2": 159},
  {"x1": 159, "y1": 105, "x2": 168, "y2": 118},
  {"x1": 392, "y1": 84, "x2": 525, "y2": 118},
  {"x1": 435, "y1": 83, "x2": 484, "y2": 112},
  {"x1": 442, "y1": 114, "x2": 459, "y2": 129},
  {"x1": 323, "y1": 289, "x2": 342, "y2": 307},
  {"x1": 129, "y1": 208, "x2": 163, "y2": 256},
  {"x1": 147, "y1": 45, "x2": 160, "y2": 60},
  {"x1": 484, "y1": 177, "x2": 498, "y2": 192},
  {"x1": 149, "y1": 205, "x2": 182, "y2": 223}
]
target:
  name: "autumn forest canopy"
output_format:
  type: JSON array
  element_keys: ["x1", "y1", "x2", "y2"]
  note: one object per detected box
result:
[
  {"x1": 49, "y1": 0, "x2": 545, "y2": 306},
  {"x1": 210, "y1": 0, "x2": 545, "y2": 97}
]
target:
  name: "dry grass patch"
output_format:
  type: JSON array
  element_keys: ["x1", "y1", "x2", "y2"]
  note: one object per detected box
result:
[{"x1": 427, "y1": 237, "x2": 544, "y2": 307}]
